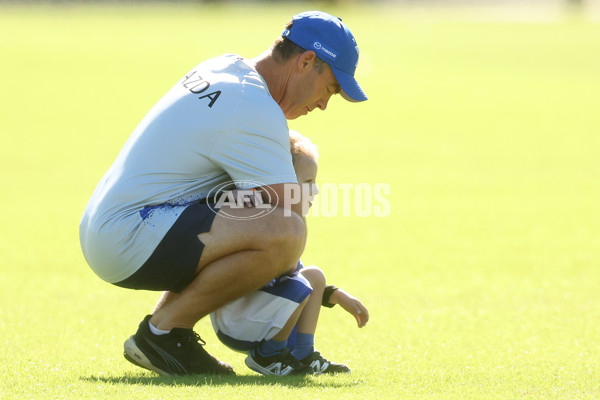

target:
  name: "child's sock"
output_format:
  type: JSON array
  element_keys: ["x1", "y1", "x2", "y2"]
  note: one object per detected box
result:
[
  {"x1": 256, "y1": 339, "x2": 287, "y2": 357},
  {"x1": 291, "y1": 333, "x2": 314, "y2": 360}
]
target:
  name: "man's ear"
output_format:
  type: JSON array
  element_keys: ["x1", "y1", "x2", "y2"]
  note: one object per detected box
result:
[{"x1": 297, "y1": 50, "x2": 317, "y2": 72}]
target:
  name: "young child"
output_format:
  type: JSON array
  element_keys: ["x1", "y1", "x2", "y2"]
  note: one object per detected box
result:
[{"x1": 210, "y1": 130, "x2": 369, "y2": 376}]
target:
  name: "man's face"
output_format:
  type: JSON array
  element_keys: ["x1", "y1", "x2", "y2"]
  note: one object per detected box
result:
[{"x1": 280, "y1": 55, "x2": 341, "y2": 120}]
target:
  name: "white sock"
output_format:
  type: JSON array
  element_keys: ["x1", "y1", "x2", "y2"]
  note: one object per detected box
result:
[{"x1": 148, "y1": 321, "x2": 171, "y2": 336}]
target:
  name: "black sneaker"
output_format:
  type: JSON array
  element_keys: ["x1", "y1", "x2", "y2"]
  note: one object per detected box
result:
[
  {"x1": 300, "y1": 350, "x2": 351, "y2": 374},
  {"x1": 245, "y1": 347, "x2": 313, "y2": 376},
  {"x1": 123, "y1": 315, "x2": 235, "y2": 376}
]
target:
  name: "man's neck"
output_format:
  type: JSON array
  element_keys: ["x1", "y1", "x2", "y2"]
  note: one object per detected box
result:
[{"x1": 251, "y1": 52, "x2": 292, "y2": 105}]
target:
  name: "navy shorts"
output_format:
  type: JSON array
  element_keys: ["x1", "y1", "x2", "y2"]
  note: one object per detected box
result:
[{"x1": 114, "y1": 202, "x2": 218, "y2": 293}]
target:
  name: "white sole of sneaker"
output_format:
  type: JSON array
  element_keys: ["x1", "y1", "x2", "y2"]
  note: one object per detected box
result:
[{"x1": 123, "y1": 336, "x2": 173, "y2": 377}]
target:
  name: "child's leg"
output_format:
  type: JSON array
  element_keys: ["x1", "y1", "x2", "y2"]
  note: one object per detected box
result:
[
  {"x1": 296, "y1": 266, "x2": 326, "y2": 334},
  {"x1": 293, "y1": 266, "x2": 351, "y2": 374},
  {"x1": 246, "y1": 295, "x2": 314, "y2": 376},
  {"x1": 256, "y1": 296, "x2": 308, "y2": 356},
  {"x1": 271, "y1": 297, "x2": 307, "y2": 341},
  {"x1": 293, "y1": 266, "x2": 326, "y2": 359}
]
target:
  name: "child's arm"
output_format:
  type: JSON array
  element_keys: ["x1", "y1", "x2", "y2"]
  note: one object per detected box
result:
[{"x1": 323, "y1": 286, "x2": 369, "y2": 328}]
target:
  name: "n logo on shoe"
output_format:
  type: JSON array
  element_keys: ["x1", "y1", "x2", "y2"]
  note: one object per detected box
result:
[
  {"x1": 309, "y1": 360, "x2": 330, "y2": 374},
  {"x1": 266, "y1": 362, "x2": 293, "y2": 376}
]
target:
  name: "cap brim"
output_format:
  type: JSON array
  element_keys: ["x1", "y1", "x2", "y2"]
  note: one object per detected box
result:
[{"x1": 331, "y1": 67, "x2": 368, "y2": 102}]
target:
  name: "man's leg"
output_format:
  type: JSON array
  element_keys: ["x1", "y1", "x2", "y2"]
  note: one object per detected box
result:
[
  {"x1": 124, "y1": 206, "x2": 305, "y2": 376},
  {"x1": 151, "y1": 205, "x2": 306, "y2": 330}
]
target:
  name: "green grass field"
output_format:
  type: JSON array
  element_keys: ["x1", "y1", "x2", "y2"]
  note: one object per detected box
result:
[{"x1": 1, "y1": 2, "x2": 599, "y2": 399}]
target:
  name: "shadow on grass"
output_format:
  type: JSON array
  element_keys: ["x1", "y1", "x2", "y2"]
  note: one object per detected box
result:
[{"x1": 82, "y1": 372, "x2": 361, "y2": 388}]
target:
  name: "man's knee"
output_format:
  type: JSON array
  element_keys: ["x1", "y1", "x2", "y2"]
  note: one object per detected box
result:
[{"x1": 261, "y1": 208, "x2": 306, "y2": 262}]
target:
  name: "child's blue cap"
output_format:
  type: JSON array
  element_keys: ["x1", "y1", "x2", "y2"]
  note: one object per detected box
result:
[{"x1": 282, "y1": 11, "x2": 368, "y2": 102}]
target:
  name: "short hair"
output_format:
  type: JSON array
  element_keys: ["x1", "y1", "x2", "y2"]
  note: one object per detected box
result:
[
  {"x1": 289, "y1": 130, "x2": 319, "y2": 166},
  {"x1": 272, "y1": 21, "x2": 327, "y2": 73}
]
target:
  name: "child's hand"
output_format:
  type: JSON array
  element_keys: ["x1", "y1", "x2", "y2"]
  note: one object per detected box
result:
[{"x1": 329, "y1": 288, "x2": 369, "y2": 328}]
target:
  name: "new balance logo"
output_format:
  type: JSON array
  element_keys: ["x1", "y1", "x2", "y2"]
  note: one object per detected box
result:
[
  {"x1": 309, "y1": 360, "x2": 330, "y2": 374},
  {"x1": 245, "y1": 349, "x2": 310, "y2": 376},
  {"x1": 265, "y1": 362, "x2": 294, "y2": 376}
]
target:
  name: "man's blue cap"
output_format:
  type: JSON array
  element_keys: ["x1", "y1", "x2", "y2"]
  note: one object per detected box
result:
[{"x1": 282, "y1": 11, "x2": 367, "y2": 102}]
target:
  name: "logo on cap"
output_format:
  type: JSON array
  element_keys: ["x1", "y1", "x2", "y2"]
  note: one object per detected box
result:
[{"x1": 314, "y1": 42, "x2": 337, "y2": 60}]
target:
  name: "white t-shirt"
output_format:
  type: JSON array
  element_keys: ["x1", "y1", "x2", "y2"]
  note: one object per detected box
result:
[{"x1": 79, "y1": 54, "x2": 298, "y2": 283}]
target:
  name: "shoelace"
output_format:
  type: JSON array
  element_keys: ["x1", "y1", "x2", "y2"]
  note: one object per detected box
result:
[
  {"x1": 174, "y1": 330, "x2": 207, "y2": 348},
  {"x1": 189, "y1": 331, "x2": 207, "y2": 346}
]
